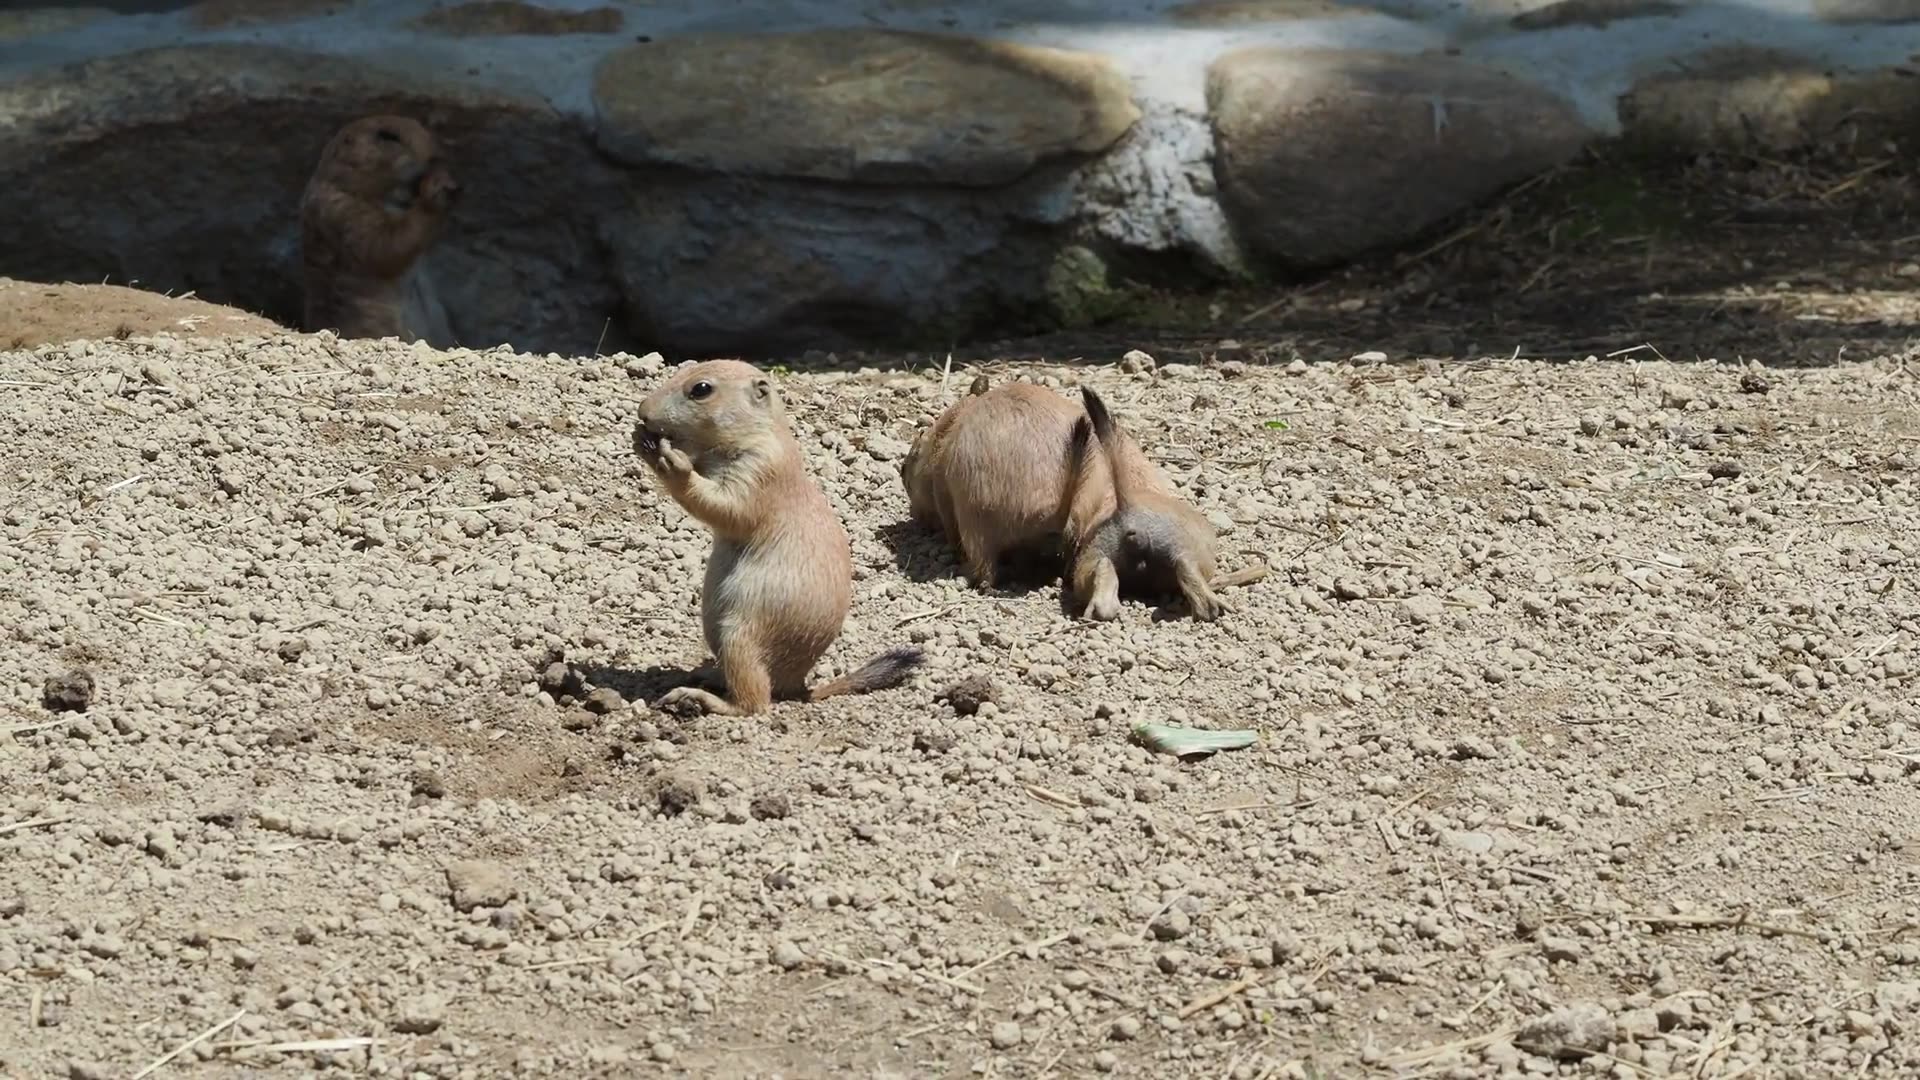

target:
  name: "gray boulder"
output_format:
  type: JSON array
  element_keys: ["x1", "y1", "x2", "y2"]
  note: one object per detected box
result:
[{"x1": 1207, "y1": 48, "x2": 1592, "y2": 270}]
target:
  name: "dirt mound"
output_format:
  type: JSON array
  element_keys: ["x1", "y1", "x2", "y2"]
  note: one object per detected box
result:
[
  {"x1": 0, "y1": 277, "x2": 285, "y2": 349},
  {"x1": 2, "y1": 332, "x2": 1918, "y2": 1077}
]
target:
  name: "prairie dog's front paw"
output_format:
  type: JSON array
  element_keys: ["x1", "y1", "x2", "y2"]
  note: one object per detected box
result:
[
  {"x1": 1188, "y1": 590, "x2": 1224, "y2": 621},
  {"x1": 1081, "y1": 586, "x2": 1121, "y2": 621},
  {"x1": 633, "y1": 422, "x2": 662, "y2": 463},
  {"x1": 419, "y1": 164, "x2": 459, "y2": 210},
  {"x1": 656, "y1": 439, "x2": 695, "y2": 477},
  {"x1": 653, "y1": 685, "x2": 714, "y2": 716}
]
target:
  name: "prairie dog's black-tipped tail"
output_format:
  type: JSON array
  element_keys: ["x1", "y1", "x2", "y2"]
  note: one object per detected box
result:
[
  {"x1": 1078, "y1": 386, "x2": 1140, "y2": 507},
  {"x1": 1080, "y1": 386, "x2": 1117, "y2": 445},
  {"x1": 808, "y1": 646, "x2": 927, "y2": 702},
  {"x1": 1059, "y1": 414, "x2": 1104, "y2": 551},
  {"x1": 1067, "y1": 414, "x2": 1093, "y2": 471}
]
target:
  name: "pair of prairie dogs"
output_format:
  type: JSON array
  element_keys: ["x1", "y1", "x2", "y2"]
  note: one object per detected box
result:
[
  {"x1": 298, "y1": 114, "x2": 458, "y2": 346},
  {"x1": 631, "y1": 360, "x2": 1262, "y2": 717},
  {"x1": 902, "y1": 374, "x2": 1266, "y2": 622}
]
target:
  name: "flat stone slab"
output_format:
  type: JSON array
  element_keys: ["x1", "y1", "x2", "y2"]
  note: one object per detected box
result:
[{"x1": 591, "y1": 28, "x2": 1142, "y2": 186}]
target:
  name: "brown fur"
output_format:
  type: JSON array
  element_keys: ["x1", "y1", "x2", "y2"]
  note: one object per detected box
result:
[
  {"x1": 298, "y1": 115, "x2": 459, "y2": 346},
  {"x1": 899, "y1": 378, "x2": 1117, "y2": 589},
  {"x1": 634, "y1": 359, "x2": 924, "y2": 716},
  {"x1": 1063, "y1": 386, "x2": 1265, "y2": 621}
]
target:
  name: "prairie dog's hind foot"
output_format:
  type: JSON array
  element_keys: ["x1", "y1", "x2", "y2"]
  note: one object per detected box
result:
[
  {"x1": 1067, "y1": 549, "x2": 1121, "y2": 618},
  {"x1": 651, "y1": 684, "x2": 743, "y2": 718},
  {"x1": 1177, "y1": 566, "x2": 1224, "y2": 622},
  {"x1": 1212, "y1": 559, "x2": 1269, "y2": 590}
]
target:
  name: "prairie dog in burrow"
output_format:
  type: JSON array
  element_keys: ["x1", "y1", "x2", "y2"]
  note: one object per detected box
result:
[
  {"x1": 298, "y1": 114, "x2": 458, "y2": 346},
  {"x1": 1064, "y1": 386, "x2": 1267, "y2": 622},
  {"x1": 899, "y1": 376, "x2": 1117, "y2": 590},
  {"x1": 633, "y1": 359, "x2": 925, "y2": 716}
]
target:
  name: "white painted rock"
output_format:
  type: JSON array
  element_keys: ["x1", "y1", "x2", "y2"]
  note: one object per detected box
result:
[
  {"x1": 1205, "y1": 48, "x2": 1591, "y2": 269},
  {"x1": 591, "y1": 28, "x2": 1141, "y2": 186}
]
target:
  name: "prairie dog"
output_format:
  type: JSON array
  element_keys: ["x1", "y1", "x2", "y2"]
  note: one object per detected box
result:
[
  {"x1": 899, "y1": 377, "x2": 1115, "y2": 589},
  {"x1": 298, "y1": 115, "x2": 458, "y2": 346},
  {"x1": 1065, "y1": 387, "x2": 1265, "y2": 621},
  {"x1": 633, "y1": 359, "x2": 925, "y2": 716}
]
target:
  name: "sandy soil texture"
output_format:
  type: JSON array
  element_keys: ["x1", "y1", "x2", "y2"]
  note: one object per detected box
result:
[
  {"x1": 4, "y1": 329, "x2": 1920, "y2": 1079},
  {"x1": 0, "y1": 278, "x2": 286, "y2": 351}
]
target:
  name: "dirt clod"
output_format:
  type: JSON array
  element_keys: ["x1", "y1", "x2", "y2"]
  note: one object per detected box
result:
[
  {"x1": 749, "y1": 792, "x2": 791, "y2": 821},
  {"x1": 539, "y1": 660, "x2": 584, "y2": 700},
  {"x1": 41, "y1": 669, "x2": 93, "y2": 713},
  {"x1": 445, "y1": 859, "x2": 516, "y2": 913},
  {"x1": 657, "y1": 772, "x2": 705, "y2": 817},
  {"x1": 582, "y1": 686, "x2": 625, "y2": 714},
  {"x1": 392, "y1": 992, "x2": 448, "y2": 1035},
  {"x1": 937, "y1": 674, "x2": 999, "y2": 716},
  {"x1": 1516, "y1": 1001, "x2": 1614, "y2": 1058},
  {"x1": 409, "y1": 768, "x2": 447, "y2": 799}
]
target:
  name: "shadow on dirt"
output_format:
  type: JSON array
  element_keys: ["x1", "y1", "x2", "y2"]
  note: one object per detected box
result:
[
  {"x1": 875, "y1": 519, "x2": 955, "y2": 585},
  {"x1": 573, "y1": 663, "x2": 712, "y2": 706},
  {"x1": 875, "y1": 519, "x2": 1082, "y2": 606}
]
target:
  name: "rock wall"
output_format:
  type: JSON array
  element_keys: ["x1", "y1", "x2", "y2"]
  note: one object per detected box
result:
[{"x1": 5, "y1": 0, "x2": 1920, "y2": 356}]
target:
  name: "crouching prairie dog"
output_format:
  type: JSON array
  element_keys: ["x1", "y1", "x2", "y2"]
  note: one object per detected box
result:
[
  {"x1": 899, "y1": 375, "x2": 1116, "y2": 589},
  {"x1": 1064, "y1": 386, "x2": 1267, "y2": 622},
  {"x1": 633, "y1": 359, "x2": 925, "y2": 716},
  {"x1": 299, "y1": 114, "x2": 458, "y2": 346}
]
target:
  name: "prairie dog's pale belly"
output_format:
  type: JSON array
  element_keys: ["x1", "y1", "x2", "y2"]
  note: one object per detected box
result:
[{"x1": 700, "y1": 529, "x2": 850, "y2": 667}]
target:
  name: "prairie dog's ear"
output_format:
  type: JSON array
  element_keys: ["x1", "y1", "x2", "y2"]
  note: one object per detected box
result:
[{"x1": 754, "y1": 377, "x2": 774, "y2": 404}]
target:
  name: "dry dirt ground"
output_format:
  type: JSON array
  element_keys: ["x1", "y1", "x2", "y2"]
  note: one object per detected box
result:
[
  {"x1": 0, "y1": 278, "x2": 286, "y2": 352},
  {"x1": 5, "y1": 312, "x2": 1920, "y2": 1080}
]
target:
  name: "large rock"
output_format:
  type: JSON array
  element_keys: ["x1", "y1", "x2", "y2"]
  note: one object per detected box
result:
[
  {"x1": 1618, "y1": 47, "x2": 1920, "y2": 155},
  {"x1": 1811, "y1": 0, "x2": 1920, "y2": 22},
  {"x1": 591, "y1": 29, "x2": 1141, "y2": 186},
  {"x1": 1509, "y1": 0, "x2": 1682, "y2": 30},
  {"x1": 1206, "y1": 49, "x2": 1591, "y2": 270},
  {"x1": 187, "y1": 0, "x2": 357, "y2": 30},
  {"x1": 1169, "y1": 0, "x2": 1382, "y2": 22},
  {"x1": 584, "y1": 28, "x2": 1147, "y2": 353},
  {"x1": 0, "y1": 44, "x2": 632, "y2": 356},
  {"x1": 0, "y1": 6, "x2": 112, "y2": 40},
  {"x1": 409, "y1": 2, "x2": 623, "y2": 36},
  {"x1": 598, "y1": 173, "x2": 1091, "y2": 356}
]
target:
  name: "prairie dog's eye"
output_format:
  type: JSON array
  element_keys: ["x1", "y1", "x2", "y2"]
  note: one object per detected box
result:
[
  {"x1": 375, "y1": 128, "x2": 403, "y2": 144},
  {"x1": 688, "y1": 380, "x2": 714, "y2": 401}
]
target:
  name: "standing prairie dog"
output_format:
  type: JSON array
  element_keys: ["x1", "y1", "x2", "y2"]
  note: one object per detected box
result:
[
  {"x1": 298, "y1": 114, "x2": 458, "y2": 346},
  {"x1": 899, "y1": 376, "x2": 1116, "y2": 589},
  {"x1": 633, "y1": 359, "x2": 925, "y2": 716},
  {"x1": 1064, "y1": 386, "x2": 1267, "y2": 622}
]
